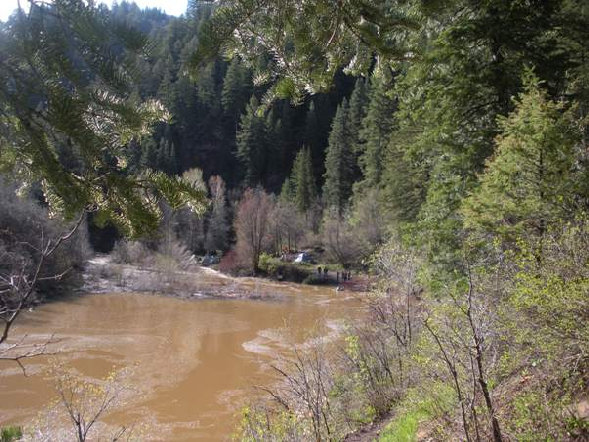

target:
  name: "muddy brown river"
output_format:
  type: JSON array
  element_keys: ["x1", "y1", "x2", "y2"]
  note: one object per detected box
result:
[{"x1": 0, "y1": 280, "x2": 363, "y2": 440}]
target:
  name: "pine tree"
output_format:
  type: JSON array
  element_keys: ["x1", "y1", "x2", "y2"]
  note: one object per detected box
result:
[
  {"x1": 292, "y1": 147, "x2": 316, "y2": 213},
  {"x1": 191, "y1": 0, "x2": 416, "y2": 100},
  {"x1": 236, "y1": 96, "x2": 268, "y2": 186},
  {"x1": 275, "y1": 101, "x2": 297, "y2": 173},
  {"x1": 156, "y1": 138, "x2": 173, "y2": 173},
  {"x1": 195, "y1": 61, "x2": 221, "y2": 111},
  {"x1": 0, "y1": 1, "x2": 206, "y2": 236},
  {"x1": 462, "y1": 75, "x2": 580, "y2": 241},
  {"x1": 379, "y1": 129, "x2": 427, "y2": 225},
  {"x1": 348, "y1": 78, "x2": 370, "y2": 183},
  {"x1": 264, "y1": 109, "x2": 286, "y2": 191},
  {"x1": 157, "y1": 59, "x2": 178, "y2": 106},
  {"x1": 358, "y1": 77, "x2": 396, "y2": 189},
  {"x1": 168, "y1": 141, "x2": 178, "y2": 175},
  {"x1": 303, "y1": 101, "x2": 325, "y2": 185},
  {"x1": 280, "y1": 177, "x2": 295, "y2": 203},
  {"x1": 323, "y1": 100, "x2": 353, "y2": 214},
  {"x1": 221, "y1": 57, "x2": 252, "y2": 129}
]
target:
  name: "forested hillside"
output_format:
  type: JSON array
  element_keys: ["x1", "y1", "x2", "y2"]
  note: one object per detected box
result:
[
  {"x1": 107, "y1": 1, "x2": 352, "y2": 189},
  {"x1": 81, "y1": 1, "x2": 365, "y2": 258}
]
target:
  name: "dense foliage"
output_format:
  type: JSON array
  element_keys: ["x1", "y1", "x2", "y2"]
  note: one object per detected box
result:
[{"x1": 193, "y1": 0, "x2": 589, "y2": 440}]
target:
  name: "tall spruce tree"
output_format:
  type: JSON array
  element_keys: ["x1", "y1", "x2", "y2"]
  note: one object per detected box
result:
[
  {"x1": 358, "y1": 77, "x2": 396, "y2": 190},
  {"x1": 303, "y1": 101, "x2": 325, "y2": 186},
  {"x1": 348, "y1": 78, "x2": 370, "y2": 182},
  {"x1": 292, "y1": 147, "x2": 316, "y2": 213},
  {"x1": 323, "y1": 100, "x2": 353, "y2": 214},
  {"x1": 379, "y1": 129, "x2": 427, "y2": 225},
  {"x1": 222, "y1": 57, "x2": 252, "y2": 131},
  {"x1": 264, "y1": 107, "x2": 293, "y2": 191},
  {"x1": 275, "y1": 101, "x2": 297, "y2": 173},
  {"x1": 462, "y1": 75, "x2": 580, "y2": 242},
  {"x1": 236, "y1": 96, "x2": 268, "y2": 186},
  {"x1": 280, "y1": 177, "x2": 295, "y2": 203},
  {"x1": 156, "y1": 138, "x2": 178, "y2": 174},
  {"x1": 141, "y1": 138, "x2": 159, "y2": 170}
]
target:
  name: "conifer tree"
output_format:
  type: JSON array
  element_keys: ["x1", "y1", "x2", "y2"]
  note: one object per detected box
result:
[
  {"x1": 156, "y1": 138, "x2": 178, "y2": 174},
  {"x1": 191, "y1": 0, "x2": 416, "y2": 100},
  {"x1": 221, "y1": 57, "x2": 252, "y2": 128},
  {"x1": 195, "y1": 61, "x2": 221, "y2": 111},
  {"x1": 236, "y1": 96, "x2": 268, "y2": 186},
  {"x1": 141, "y1": 138, "x2": 159, "y2": 170},
  {"x1": 348, "y1": 78, "x2": 370, "y2": 182},
  {"x1": 304, "y1": 102, "x2": 321, "y2": 150},
  {"x1": 358, "y1": 77, "x2": 396, "y2": 190},
  {"x1": 280, "y1": 177, "x2": 295, "y2": 204},
  {"x1": 157, "y1": 60, "x2": 178, "y2": 106},
  {"x1": 303, "y1": 101, "x2": 325, "y2": 184},
  {"x1": 323, "y1": 100, "x2": 353, "y2": 214},
  {"x1": 264, "y1": 108, "x2": 287, "y2": 190},
  {"x1": 168, "y1": 141, "x2": 178, "y2": 175},
  {"x1": 379, "y1": 130, "x2": 427, "y2": 225},
  {"x1": 463, "y1": 75, "x2": 580, "y2": 241},
  {"x1": 292, "y1": 147, "x2": 316, "y2": 213},
  {"x1": 275, "y1": 101, "x2": 297, "y2": 172}
]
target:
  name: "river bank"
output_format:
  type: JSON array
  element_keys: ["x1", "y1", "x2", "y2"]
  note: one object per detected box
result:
[
  {"x1": 82, "y1": 254, "x2": 372, "y2": 301},
  {"x1": 83, "y1": 255, "x2": 283, "y2": 300}
]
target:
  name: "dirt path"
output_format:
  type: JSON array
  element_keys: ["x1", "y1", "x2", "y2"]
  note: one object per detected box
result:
[{"x1": 344, "y1": 412, "x2": 393, "y2": 441}]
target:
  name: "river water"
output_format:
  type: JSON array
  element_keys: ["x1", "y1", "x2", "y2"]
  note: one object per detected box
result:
[{"x1": 0, "y1": 282, "x2": 363, "y2": 440}]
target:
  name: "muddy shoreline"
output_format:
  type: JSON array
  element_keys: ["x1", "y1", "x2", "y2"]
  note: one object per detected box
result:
[{"x1": 82, "y1": 255, "x2": 299, "y2": 301}]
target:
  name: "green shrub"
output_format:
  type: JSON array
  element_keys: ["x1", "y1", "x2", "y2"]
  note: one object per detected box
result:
[
  {"x1": 1, "y1": 426, "x2": 22, "y2": 442},
  {"x1": 257, "y1": 252, "x2": 277, "y2": 274}
]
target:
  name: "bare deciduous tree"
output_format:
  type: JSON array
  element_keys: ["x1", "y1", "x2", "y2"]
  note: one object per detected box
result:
[
  {"x1": 423, "y1": 257, "x2": 504, "y2": 442},
  {"x1": 372, "y1": 238, "x2": 423, "y2": 347},
  {"x1": 337, "y1": 240, "x2": 423, "y2": 418},
  {"x1": 28, "y1": 367, "x2": 137, "y2": 442},
  {"x1": 270, "y1": 201, "x2": 305, "y2": 254},
  {"x1": 205, "y1": 175, "x2": 230, "y2": 253},
  {"x1": 56, "y1": 368, "x2": 130, "y2": 442},
  {"x1": 262, "y1": 342, "x2": 337, "y2": 441},
  {"x1": 322, "y1": 211, "x2": 364, "y2": 267},
  {"x1": 234, "y1": 188, "x2": 274, "y2": 274}
]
